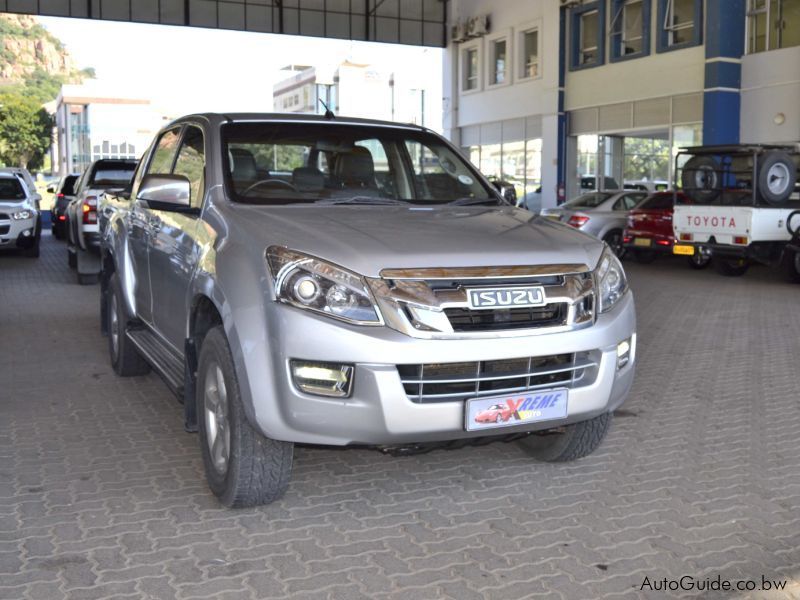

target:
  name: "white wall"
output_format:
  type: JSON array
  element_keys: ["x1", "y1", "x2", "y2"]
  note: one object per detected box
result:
[
  {"x1": 564, "y1": 46, "x2": 705, "y2": 111},
  {"x1": 447, "y1": 0, "x2": 560, "y2": 130},
  {"x1": 740, "y1": 45, "x2": 800, "y2": 144}
]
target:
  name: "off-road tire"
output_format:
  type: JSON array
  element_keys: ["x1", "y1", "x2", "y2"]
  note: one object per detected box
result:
[
  {"x1": 757, "y1": 151, "x2": 796, "y2": 206},
  {"x1": 682, "y1": 155, "x2": 721, "y2": 203},
  {"x1": 197, "y1": 326, "x2": 293, "y2": 508},
  {"x1": 687, "y1": 251, "x2": 711, "y2": 270},
  {"x1": 713, "y1": 257, "x2": 750, "y2": 277},
  {"x1": 107, "y1": 274, "x2": 151, "y2": 376},
  {"x1": 517, "y1": 412, "x2": 612, "y2": 462}
]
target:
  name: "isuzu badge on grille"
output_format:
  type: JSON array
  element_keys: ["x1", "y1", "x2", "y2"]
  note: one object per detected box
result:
[{"x1": 466, "y1": 286, "x2": 546, "y2": 310}]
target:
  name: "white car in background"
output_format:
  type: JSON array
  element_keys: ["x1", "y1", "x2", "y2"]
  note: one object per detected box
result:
[{"x1": 0, "y1": 172, "x2": 40, "y2": 257}]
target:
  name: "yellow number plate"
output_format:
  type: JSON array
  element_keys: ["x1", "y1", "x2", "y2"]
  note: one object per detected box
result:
[
  {"x1": 673, "y1": 244, "x2": 695, "y2": 256},
  {"x1": 633, "y1": 238, "x2": 652, "y2": 247}
]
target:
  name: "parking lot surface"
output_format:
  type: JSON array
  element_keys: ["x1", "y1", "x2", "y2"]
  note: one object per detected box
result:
[{"x1": 3, "y1": 234, "x2": 800, "y2": 600}]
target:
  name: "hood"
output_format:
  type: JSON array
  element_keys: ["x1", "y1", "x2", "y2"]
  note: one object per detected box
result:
[
  {"x1": 0, "y1": 199, "x2": 31, "y2": 211},
  {"x1": 228, "y1": 204, "x2": 604, "y2": 277}
]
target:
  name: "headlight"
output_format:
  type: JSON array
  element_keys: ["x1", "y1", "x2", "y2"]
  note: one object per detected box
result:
[
  {"x1": 266, "y1": 246, "x2": 383, "y2": 325},
  {"x1": 12, "y1": 210, "x2": 33, "y2": 220},
  {"x1": 595, "y1": 247, "x2": 628, "y2": 313}
]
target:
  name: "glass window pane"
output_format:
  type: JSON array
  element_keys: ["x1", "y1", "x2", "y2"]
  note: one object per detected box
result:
[
  {"x1": 580, "y1": 10, "x2": 599, "y2": 64},
  {"x1": 480, "y1": 143, "x2": 502, "y2": 180},
  {"x1": 622, "y1": 0, "x2": 643, "y2": 54},
  {"x1": 464, "y1": 48, "x2": 478, "y2": 90},
  {"x1": 523, "y1": 30, "x2": 539, "y2": 77},
  {"x1": 173, "y1": 127, "x2": 205, "y2": 207},
  {"x1": 492, "y1": 39, "x2": 507, "y2": 84},
  {"x1": 524, "y1": 138, "x2": 542, "y2": 197},
  {"x1": 775, "y1": 0, "x2": 800, "y2": 49},
  {"x1": 501, "y1": 141, "x2": 525, "y2": 198},
  {"x1": 147, "y1": 128, "x2": 181, "y2": 175}
]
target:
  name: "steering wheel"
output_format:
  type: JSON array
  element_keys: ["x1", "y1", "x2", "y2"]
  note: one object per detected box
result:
[{"x1": 241, "y1": 179, "x2": 298, "y2": 196}]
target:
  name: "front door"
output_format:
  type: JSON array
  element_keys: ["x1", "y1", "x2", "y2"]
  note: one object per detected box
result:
[
  {"x1": 148, "y1": 125, "x2": 206, "y2": 351},
  {"x1": 129, "y1": 127, "x2": 182, "y2": 325}
]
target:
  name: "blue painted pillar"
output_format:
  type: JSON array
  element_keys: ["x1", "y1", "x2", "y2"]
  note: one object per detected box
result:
[
  {"x1": 703, "y1": 0, "x2": 746, "y2": 145},
  {"x1": 556, "y1": 5, "x2": 567, "y2": 203}
]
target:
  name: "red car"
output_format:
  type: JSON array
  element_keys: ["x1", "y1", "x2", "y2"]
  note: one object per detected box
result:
[
  {"x1": 474, "y1": 403, "x2": 515, "y2": 424},
  {"x1": 623, "y1": 191, "x2": 710, "y2": 269}
]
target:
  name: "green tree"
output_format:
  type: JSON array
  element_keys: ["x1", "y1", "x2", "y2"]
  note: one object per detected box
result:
[{"x1": 0, "y1": 92, "x2": 53, "y2": 170}]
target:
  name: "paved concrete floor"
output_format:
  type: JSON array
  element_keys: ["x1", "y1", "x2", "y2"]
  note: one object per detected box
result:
[{"x1": 2, "y1": 233, "x2": 800, "y2": 600}]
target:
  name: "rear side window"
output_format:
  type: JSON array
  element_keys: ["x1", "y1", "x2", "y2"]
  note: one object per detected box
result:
[
  {"x1": 640, "y1": 194, "x2": 673, "y2": 210},
  {"x1": 147, "y1": 128, "x2": 182, "y2": 176},
  {"x1": 90, "y1": 164, "x2": 136, "y2": 188},
  {"x1": 613, "y1": 193, "x2": 645, "y2": 211},
  {"x1": 61, "y1": 175, "x2": 78, "y2": 195},
  {"x1": 0, "y1": 178, "x2": 25, "y2": 200}
]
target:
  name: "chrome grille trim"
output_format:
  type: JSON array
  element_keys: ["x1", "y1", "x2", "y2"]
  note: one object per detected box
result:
[
  {"x1": 367, "y1": 267, "x2": 595, "y2": 339},
  {"x1": 398, "y1": 352, "x2": 601, "y2": 404}
]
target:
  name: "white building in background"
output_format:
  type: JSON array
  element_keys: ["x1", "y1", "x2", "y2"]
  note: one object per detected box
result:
[
  {"x1": 444, "y1": 0, "x2": 800, "y2": 209},
  {"x1": 273, "y1": 58, "x2": 443, "y2": 132},
  {"x1": 55, "y1": 81, "x2": 164, "y2": 175}
]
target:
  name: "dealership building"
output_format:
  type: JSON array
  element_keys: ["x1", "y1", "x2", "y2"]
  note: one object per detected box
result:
[{"x1": 443, "y1": 0, "x2": 800, "y2": 208}]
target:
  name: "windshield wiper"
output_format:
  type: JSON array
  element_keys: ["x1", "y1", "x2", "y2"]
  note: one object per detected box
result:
[
  {"x1": 447, "y1": 197, "x2": 503, "y2": 206},
  {"x1": 318, "y1": 196, "x2": 409, "y2": 206}
]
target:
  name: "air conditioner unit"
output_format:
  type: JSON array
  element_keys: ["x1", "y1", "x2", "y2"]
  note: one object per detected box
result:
[
  {"x1": 451, "y1": 22, "x2": 466, "y2": 43},
  {"x1": 466, "y1": 14, "x2": 490, "y2": 38},
  {"x1": 560, "y1": 0, "x2": 581, "y2": 6}
]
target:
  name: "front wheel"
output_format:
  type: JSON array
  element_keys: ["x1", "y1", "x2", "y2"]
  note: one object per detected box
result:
[
  {"x1": 517, "y1": 413, "x2": 611, "y2": 462},
  {"x1": 197, "y1": 326, "x2": 293, "y2": 508},
  {"x1": 713, "y1": 257, "x2": 750, "y2": 277}
]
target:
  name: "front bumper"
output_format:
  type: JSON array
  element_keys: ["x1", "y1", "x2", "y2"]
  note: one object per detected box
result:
[
  {"x1": 241, "y1": 291, "x2": 637, "y2": 446},
  {"x1": 0, "y1": 216, "x2": 37, "y2": 249}
]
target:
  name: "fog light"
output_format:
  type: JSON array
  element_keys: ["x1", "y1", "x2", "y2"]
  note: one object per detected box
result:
[
  {"x1": 290, "y1": 360, "x2": 354, "y2": 397},
  {"x1": 617, "y1": 338, "x2": 631, "y2": 369},
  {"x1": 21, "y1": 229, "x2": 32, "y2": 237}
]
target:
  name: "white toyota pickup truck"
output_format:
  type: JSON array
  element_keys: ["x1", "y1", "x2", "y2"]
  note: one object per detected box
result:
[{"x1": 672, "y1": 144, "x2": 800, "y2": 279}]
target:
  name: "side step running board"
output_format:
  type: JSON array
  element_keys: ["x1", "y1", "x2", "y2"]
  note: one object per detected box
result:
[{"x1": 127, "y1": 328, "x2": 185, "y2": 398}]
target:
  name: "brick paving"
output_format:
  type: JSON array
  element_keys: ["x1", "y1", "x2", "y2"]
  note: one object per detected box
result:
[{"x1": 2, "y1": 233, "x2": 800, "y2": 599}]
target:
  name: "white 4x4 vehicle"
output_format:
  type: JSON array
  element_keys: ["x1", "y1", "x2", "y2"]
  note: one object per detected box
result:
[
  {"x1": 672, "y1": 144, "x2": 800, "y2": 278},
  {"x1": 0, "y1": 172, "x2": 40, "y2": 257}
]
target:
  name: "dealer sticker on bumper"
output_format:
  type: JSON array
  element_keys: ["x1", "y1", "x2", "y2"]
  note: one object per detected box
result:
[{"x1": 465, "y1": 389, "x2": 569, "y2": 431}]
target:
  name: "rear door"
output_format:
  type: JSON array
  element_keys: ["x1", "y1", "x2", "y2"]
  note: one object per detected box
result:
[
  {"x1": 148, "y1": 124, "x2": 206, "y2": 350},
  {"x1": 129, "y1": 127, "x2": 182, "y2": 325}
]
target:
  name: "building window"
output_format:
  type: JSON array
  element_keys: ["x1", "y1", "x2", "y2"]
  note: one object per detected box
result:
[
  {"x1": 657, "y1": 0, "x2": 702, "y2": 51},
  {"x1": 519, "y1": 27, "x2": 540, "y2": 79},
  {"x1": 462, "y1": 45, "x2": 480, "y2": 91},
  {"x1": 571, "y1": 2, "x2": 605, "y2": 70},
  {"x1": 611, "y1": 0, "x2": 651, "y2": 60},
  {"x1": 489, "y1": 38, "x2": 508, "y2": 85},
  {"x1": 748, "y1": 0, "x2": 800, "y2": 53}
]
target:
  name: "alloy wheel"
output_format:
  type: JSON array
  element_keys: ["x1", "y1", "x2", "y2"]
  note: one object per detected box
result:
[{"x1": 204, "y1": 362, "x2": 231, "y2": 476}]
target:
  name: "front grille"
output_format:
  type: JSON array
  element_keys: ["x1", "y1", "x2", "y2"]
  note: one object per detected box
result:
[
  {"x1": 0, "y1": 213, "x2": 8, "y2": 220},
  {"x1": 398, "y1": 351, "x2": 600, "y2": 404},
  {"x1": 444, "y1": 304, "x2": 568, "y2": 332},
  {"x1": 0, "y1": 225, "x2": 8, "y2": 235}
]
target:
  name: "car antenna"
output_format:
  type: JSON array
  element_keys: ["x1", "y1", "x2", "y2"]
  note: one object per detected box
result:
[{"x1": 319, "y1": 99, "x2": 335, "y2": 120}]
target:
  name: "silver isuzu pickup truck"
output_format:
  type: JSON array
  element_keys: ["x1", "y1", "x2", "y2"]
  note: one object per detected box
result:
[{"x1": 99, "y1": 113, "x2": 636, "y2": 507}]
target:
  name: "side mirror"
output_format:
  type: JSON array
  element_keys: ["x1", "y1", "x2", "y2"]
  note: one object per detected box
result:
[{"x1": 138, "y1": 174, "x2": 191, "y2": 211}]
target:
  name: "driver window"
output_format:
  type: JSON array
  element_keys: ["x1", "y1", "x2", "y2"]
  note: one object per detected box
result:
[
  {"x1": 173, "y1": 126, "x2": 205, "y2": 208},
  {"x1": 146, "y1": 128, "x2": 181, "y2": 176}
]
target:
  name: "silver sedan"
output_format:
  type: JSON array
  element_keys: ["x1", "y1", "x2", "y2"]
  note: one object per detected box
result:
[{"x1": 540, "y1": 190, "x2": 648, "y2": 256}]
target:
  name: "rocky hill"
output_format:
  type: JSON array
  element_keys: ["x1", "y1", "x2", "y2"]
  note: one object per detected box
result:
[{"x1": 0, "y1": 14, "x2": 91, "y2": 102}]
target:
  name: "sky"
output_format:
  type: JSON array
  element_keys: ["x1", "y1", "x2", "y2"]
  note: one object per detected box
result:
[{"x1": 39, "y1": 17, "x2": 442, "y2": 117}]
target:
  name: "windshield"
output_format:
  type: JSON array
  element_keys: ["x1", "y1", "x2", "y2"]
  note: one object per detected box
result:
[
  {"x1": 61, "y1": 175, "x2": 78, "y2": 195},
  {"x1": 563, "y1": 192, "x2": 613, "y2": 209},
  {"x1": 89, "y1": 162, "x2": 137, "y2": 189},
  {"x1": 0, "y1": 178, "x2": 26, "y2": 200},
  {"x1": 222, "y1": 122, "x2": 494, "y2": 205}
]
